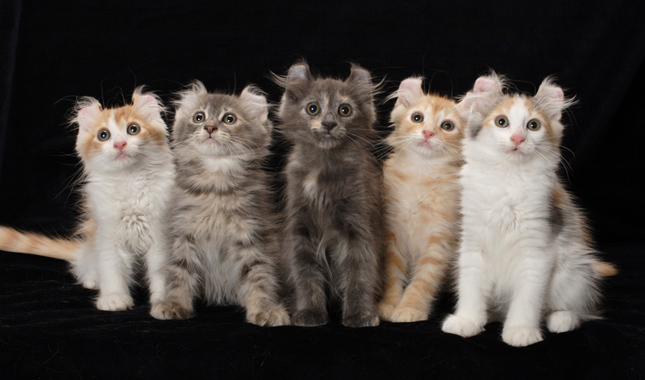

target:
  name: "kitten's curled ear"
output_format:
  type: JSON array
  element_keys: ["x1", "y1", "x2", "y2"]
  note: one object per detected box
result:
[
  {"x1": 240, "y1": 85, "x2": 271, "y2": 132},
  {"x1": 132, "y1": 87, "x2": 166, "y2": 131},
  {"x1": 390, "y1": 77, "x2": 424, "y2": 108},
  {"x1": 274, "y1": 61, "x2": 312, "y2": 101},
  {"x1": 72, "y1": 97, "x2": 103, "y2": 134},
  {"x1": 457, "y1": 71, "x2": 506, "y2": 119},
  {"x1": 534, "y1": 77, "x2": 573, "y2": 121}
]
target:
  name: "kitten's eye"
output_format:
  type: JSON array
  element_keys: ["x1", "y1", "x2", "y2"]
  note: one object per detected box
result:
[
  {"x1": 306, "y1": 102, "x2": 320, "y2": 116},
  {"x1": 338, "y1": 104, "x2": 352, "y2": 117},
  {"x1": 127, "y1": 123, "x2": 141, "y2": 135},
  {"x1": 411, "y1": 112, "x2": 424, "y2": 123},
  {"x1": 222, "y1": 113, "x2": 237, "y2": 125},
  {"x1": 193, "y1": 112, "x2": 206, "y2": 123},
  {"x1": 527, "y1": 119, "x2": 541, "y2": 131},
  {"x1": 97, "y1": 129, "x2": 111, "y2": 141},
  {"x1": 495, "y1": 116, "x2": 508, "y2": 128},
  {"x1": 441, "y1": 120, "x2": 455, "y2": 131}
]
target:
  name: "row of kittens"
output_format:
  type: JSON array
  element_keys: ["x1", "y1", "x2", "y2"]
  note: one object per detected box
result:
[{"x1": 0, "y1": 61, "x2": 616, "y2": 347}]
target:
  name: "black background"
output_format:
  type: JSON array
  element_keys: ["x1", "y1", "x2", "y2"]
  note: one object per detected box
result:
[{"x1": 1, "y1": 1, "x2": 644, "y2": 379}]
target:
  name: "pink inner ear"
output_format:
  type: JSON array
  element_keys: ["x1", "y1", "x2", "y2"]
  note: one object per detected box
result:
[
  {"x1": 399, "y1": 78, "x2": 423, "y2": 95},
  {"x1": 549, "y1": 86, "x2": 564, "y2": 99},
  {"x1": 474, "y1": 77, "x2": 498, "y2": 93}
]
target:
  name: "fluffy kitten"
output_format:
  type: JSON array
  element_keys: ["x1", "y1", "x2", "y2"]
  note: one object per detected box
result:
[
  {"x1": 377, "y1": 77, "x2": 465, "y2": 323},
  {"x1": 149, "y1": 81, "x2": 290, "y2": 327},
  {"x1": 1, "y1": 88, "x2": 175, "y2": 311},
  {"x1": 441, "y1": 73, "x2": 616, "y2": 346},
  {"x1": 276, "y1": 62, "x2": 385, "y2": 328}
]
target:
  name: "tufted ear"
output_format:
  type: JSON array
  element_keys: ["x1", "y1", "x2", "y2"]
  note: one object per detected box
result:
[
  {"x1": 534, "y1": 77, "x2": 570, "y2": 121},
  {"x1": 132, "y1": 87, "x2": 165, "y2": 127},
  {"x1": 458, "y1": 72, "x2": 505, "y2": 118},
  {"x1": 240, "y1": 85, "x2": 269, "y2": 126},
  {"x1": 74, "y1": 97, "x2": 103, "y2": 134},
  {"x1": 286, "y1": 62, "x2": 312, "y2": 86},
  {"x1": 393, "y1": 77, "x2": 424, "y2": 108},
  {"x1": 347, "y1": 64, "x2": 372, "y2": 85}
]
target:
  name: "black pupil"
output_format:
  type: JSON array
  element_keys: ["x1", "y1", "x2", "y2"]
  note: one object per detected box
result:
[
  {"x1": 341, "y1": 106, "x2": 348, "y2": 114},
  {"x1": 227, "y1": 116, "x2": 233, "y2": 122},
  {"x1": 309, "y1": 105, "x2": 317, "y2": 113},
  {"x1": 499, "y1": 118, "x2": 505, "y2": 125},
  {"x1": 414, "y1": 114, "x2": 421, "y2": 121},
  {"x1": 100, "y1": 131, "x2": 108, "y2": 139},
  {"x1": 445, "y1": 123, "x2": 452, "y2": 129}
]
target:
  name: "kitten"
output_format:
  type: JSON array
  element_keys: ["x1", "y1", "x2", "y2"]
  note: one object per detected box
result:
[
  {"x1": 149, "y1": 81, "x2": 290, "y2": 327},
  {"x1": 441, "y1": 73, "x2": 617, "y2": 346},
  {"x1": 377, "y1": 77, "x2": 465, "y2": 323},
  {"x1": 276, "y1": 62, "x2": 385, "y2": 328},
  {"x1": 1, "y1": 88, "x2": 175, "y2": 311}
]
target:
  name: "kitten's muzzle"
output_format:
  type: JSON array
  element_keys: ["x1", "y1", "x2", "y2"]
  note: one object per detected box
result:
[
  {"x1": 204, "y1": 125, "x2": 218, "y2": 135},
  {"x1": 321, "y1": 121, "x2": 337, "y2": 132}
]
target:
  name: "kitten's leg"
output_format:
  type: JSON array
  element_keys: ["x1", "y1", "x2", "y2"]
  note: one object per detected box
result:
[
  {"x1": 149, "y1": 234, "x2": 200, "y2": 320},
  {"x1": 71, "y1": 242, "x2": 99, "y2": 290},
  {"x1": 145, "y1": 240, "x2": 167, "y2": 305},
  {"x1": 338, "y1": 231, "x2": 381, "y2": 328},
  {"x1": 289, "y1": 222, "x2": 329, "y2": 327},
  {"x1": 95, "y1": 241, "x2": 134, "y2": 311},
  {"x1": 442, "y1": 245, "x2": 489, "y2": 338},
  {"x1": 236, "y1": 246, "x2": 290, "y2": 327},
  {"x1": 391, "y1": 244, "x2": 449, "y2": 323},
  {"x1": 501, "y1": 250, "x2": 550, "y2": 347},
  {"x1": 377, "y1": 238, "x2": 406, "y2": 321}
]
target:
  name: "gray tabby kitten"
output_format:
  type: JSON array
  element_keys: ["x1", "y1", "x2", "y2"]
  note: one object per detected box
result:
[
  {"x1": 149, "y1": 81, "x2": 290, "y2": 326},
  {"x1": 276, "y1": 62, "x2": 385, "y2": 328}
]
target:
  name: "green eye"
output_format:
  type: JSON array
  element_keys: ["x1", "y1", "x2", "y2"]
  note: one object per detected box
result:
[
  {"x1": 441, "y1": 120, "x2": 455, "y2": 131},
  {"x1": 338, "y1": 104, "x2": 352, "y2": 117},
  {"x1": 411, "y1": 112, "x2": 424, "y2": 123},
  {"x1": 222, "y1": 113, "x2": 237, "y2": 125},
  {"x1": 127, "y1": 123, "x2": 141, "y2": 135},
  {"x1": 306, "y1": 102, "x2": 320, "y2": 116},
  {"x1": 193, "y1": 112, "x2": 205, "y2": 123},
  {"x1": 97, "y1": 129, "x2": 111, "y2": 141},
  {"x1": 527, "y1": 119, "x2": 541, "y2": 131},
  {"x1": 495, "y1": 116, "x2": 508, "y2": 128}
]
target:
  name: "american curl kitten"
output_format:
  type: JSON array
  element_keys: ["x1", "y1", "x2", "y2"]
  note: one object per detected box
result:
[
  {"x1": 441, "y1": 73, "x2": 617, "y2": 347},
  {"x1": 0, "y1": 88, "x2": 175, "y2": 311},
  {"x1": 275, "y1": 62, "x2": 385, "y2": 328},
  {"x1": 149, "y1": 81, "x2": 290, "y2": 326},
  {"x1": 377, "y1": 77, "x2": 466, "y2": 323}
]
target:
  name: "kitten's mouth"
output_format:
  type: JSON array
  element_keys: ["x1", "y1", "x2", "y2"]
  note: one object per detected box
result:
[{"x1": 115, "y1": 152, "x2": 130, "y2": 160}]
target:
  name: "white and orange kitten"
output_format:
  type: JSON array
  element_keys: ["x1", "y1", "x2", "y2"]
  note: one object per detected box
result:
[
  {"x1": 377, "y1": 77, "x2": 465, "y2": 323},
  {"x1": 0, "y1": 88, "x2": 175, "y2": 311},
  {"x1": 441, "y1": 73, "x2": 616, "y2": 346}
]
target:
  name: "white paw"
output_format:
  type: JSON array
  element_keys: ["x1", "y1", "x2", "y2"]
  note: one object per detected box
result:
[
  {"x1": 547, "y1": 311, "x2": 580, "y2": 333},
  {"x1": 391, "y1": 306, "x2": 428, "y2": 323},
  {"x1": 377, "y1": 301, "x2": 396, "y2": 321},
  {"x1": 502, "y1": 326, "x2": 543, "y2": 347},
  {"x1": 247, "y1": 306, "x2": 291, "y2": 327},
  {"x1": 96, "y1": 293, "x2": 133, "y2": 311},
  {"x1": 81, "y1": 278, "x2": 99, "y2": 290},
  {"x1": 442, "y1": 314, "x2": 484, "y2": 338}
]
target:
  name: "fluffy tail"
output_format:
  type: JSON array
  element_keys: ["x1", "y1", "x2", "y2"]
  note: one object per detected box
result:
[
  {"x1": 592, "y1": 261, "x2": 619, "y2": 277},
  {"x1": 0, "y1": 226, "x2": 81, "y2": 261}
]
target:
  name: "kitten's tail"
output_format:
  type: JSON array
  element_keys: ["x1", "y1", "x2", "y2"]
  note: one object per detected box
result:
[
  {"x1": 0, "y1": 226, "x2": 80, "y2": 261},
  {"x1": 591, "y1": 260, "x2": 619, "y2": 277}
]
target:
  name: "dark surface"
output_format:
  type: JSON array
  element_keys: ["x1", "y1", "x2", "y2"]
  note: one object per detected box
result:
[{"x1": 1, "y1": 1, "x2": 644, "y2": 379}]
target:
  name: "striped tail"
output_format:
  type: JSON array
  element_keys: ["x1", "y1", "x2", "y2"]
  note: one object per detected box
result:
[
  {"x1": 591, "y1": 261, "x2": 619, "y2": 277},
  {"x1": 0, "y1": 226, "x2": 81, "y2": 261}
]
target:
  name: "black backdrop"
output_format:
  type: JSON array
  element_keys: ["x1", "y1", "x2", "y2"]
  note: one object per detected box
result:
[{"x1": 1, "y1": 1, "x2": 644, "y2": 379}]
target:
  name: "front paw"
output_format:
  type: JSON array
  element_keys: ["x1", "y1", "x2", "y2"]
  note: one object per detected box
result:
[
  {"x1": 547, "y1": 311, "x2": 579, "y2": 333},
  {"x1": 377, "y1": 301, "x2": 396, "y2": 321},
  {"x1": 442, "y1": 314, "x2": 484, "y2": 338},
  {"x1": 391, "y1": 306, "x2": 428, "y2": 323},
  {"x1": 502, "y1": 326, "x2": 543, "y2": 347},
  {"x1": 247, "y1": 306, "x2": 291, "y2": 327},
  {"x1": 343, "y1": 311, "x2": 380, "y2": 328},
  {"x1": 96, "y1": 293, "x2": 133, "y2": 311},
  {"x1": 292, "y1": 309, "x2": 328, "y2": 327},
  {"x1": 150, "y1": 301, "x2": 194, "y2": 320}
]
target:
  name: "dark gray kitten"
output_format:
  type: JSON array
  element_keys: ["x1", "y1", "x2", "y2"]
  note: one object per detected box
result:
[
  {"x1": 276, "y1": 62, "x2": 385, "y2": 328},
  {"x1": 149, "y1": 81, "x2": 290, "y2": 326}
]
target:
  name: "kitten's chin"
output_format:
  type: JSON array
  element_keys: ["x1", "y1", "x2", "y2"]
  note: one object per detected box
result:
[{"x1": 313, "y1": 132, "x2": 343, "y2": 149}]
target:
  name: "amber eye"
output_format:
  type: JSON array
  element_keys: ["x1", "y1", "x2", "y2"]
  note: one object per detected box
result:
[
  {"x1": 127, "y1": 123, "x2": 141, "y2": 135},
  {"x1": 338, "y1": 104, "x2": 352, "y2": 117},
  {"x1": 495, "y1": 116, "x2": 508, "y2": 128},
  {"x1": 411, "y1": 112, "x2": 424, "y2": 123},
  {"x1": 306, "y1": 102, "x2": 320, "y2": 116},
  {"x1": 222, "y1": 113, "x2": 237, "y2": 125},
  {"x1": 527, "y1": 119, "x2": 541, "y2": 131},
  {"x1": 97, "y1": 129, "x2": 111, "y2": 141},
  {"x1": 441, "y1": 120, "x2": 455, "y2": 131},
  {"x1": 193, "y1": 112, "x2": 205, "y2": 123}
]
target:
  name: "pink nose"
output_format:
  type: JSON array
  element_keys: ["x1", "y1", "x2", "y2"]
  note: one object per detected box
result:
[
  {"x1": 114, "y1": 141, "x2": 127, "y2": 151},
  {"x1": 510, "y1": 134, "x2": 525, "y2": 147},
  {"x1": 422, "y1": 130, "x2": 434, "y2": 139}
]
